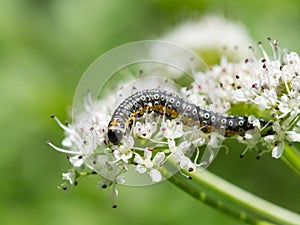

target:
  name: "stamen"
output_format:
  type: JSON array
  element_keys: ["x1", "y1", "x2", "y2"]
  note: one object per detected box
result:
[
  {"x1": 256, "y1": 149, "x2": 271, "y2": 159},
  {"x1": 240, "y1": 147, "x2": 249, "y2": 158},
  {"x1": 287, "y1": 115, "x2": 300, "y2": 130},
  {"x1": 261, "y1": 120, "x2": 274, "y2": 131},
  {"x1": 220, "y1": 145, "x2": 229, "y2": 154},
  {"x1": 179, "y1": 169, "x2": 192, "y2": 180},
  {"x1": 147, "y1": 138, "x2": 168, "y2": 145},
  {"x1": 193, "y1": 148, "x2": 208, "y2": 167},
  {"x1": 282, "y1": 73, "x2": 291, "y2": 95},
  {"x1": 131, "y1": 147, "x2": 147, "y2": 152},
  {"x1": 88, "y1": 128, "x2": 96, "y2": 146},
  {"x1": 274, "y1": 40, "x2": 281, "y2": 61},
  {"x1": 51, "y1": 115, "x2": 73, "y2": 133},
  {"x1": 193, "y1": 147, "x2": 200, "y2": 165},
  {"x1": 258, "y1": 41, "x2": 270, "y2": 62},
  {"x1": 46, "y1": 140, "x2": 79, "y2": 154},
  {"x1": 267, "y1": 37, "x2": 277, "y2": 61}
]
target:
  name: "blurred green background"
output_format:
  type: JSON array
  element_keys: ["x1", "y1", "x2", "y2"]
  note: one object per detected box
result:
[{"x1": 1, "y1": 0, "x2": 300, "y2": 225}]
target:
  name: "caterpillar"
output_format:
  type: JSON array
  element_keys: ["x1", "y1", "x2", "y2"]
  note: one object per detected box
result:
[{"x1": 107, "y1": 89, "x2": 270, "y2": 145}]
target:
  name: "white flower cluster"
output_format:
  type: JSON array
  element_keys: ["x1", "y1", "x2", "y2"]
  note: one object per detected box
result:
[
  {"x1": 184, "y1": 38, "x2": 300, "y2": 158},
  {"x1": 47, "y1": 87, "x2": 213, "y2": 201},
  {"x1": 47, "y1": 13, "x2": 300, "y2": 205},
  {"x1": 47, "y1": 39, "x2": 300, "y2": 205}
]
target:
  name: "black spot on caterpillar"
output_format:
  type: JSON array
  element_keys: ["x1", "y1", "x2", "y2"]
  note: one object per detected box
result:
[{"x1": 107, "y1": 89, "x2": 270, "y2": 145}]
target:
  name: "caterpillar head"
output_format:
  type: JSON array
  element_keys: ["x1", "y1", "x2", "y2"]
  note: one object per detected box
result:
[{"x1": 107, "y1": 129, "x2": 123, "y2": 145}]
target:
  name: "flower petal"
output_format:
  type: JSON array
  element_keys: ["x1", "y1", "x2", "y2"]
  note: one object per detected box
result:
[
  {"x1": 286, "y1": 131, "x2": 300, "y2": 142},
  {"x1": 153, "y1": 152, "x2": 165, "y2": 165},
  {"x1": 272, "y1": 142, "x2": 284, "y2": 158},
  {"x1": 144, "y1": 149, "x2": 152, "y2": 160},
  {"x1": 69, "y1": 156, "x2": 84, "y2": 167},
  {"x1": 150, "y1": 169, "x2": 162, "y2": 183},
  {"x1": 136, "y1": 165, "x2": 147, "y2": 173}
]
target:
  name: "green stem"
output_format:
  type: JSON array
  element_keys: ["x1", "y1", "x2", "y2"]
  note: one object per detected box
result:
[
  {"x1": 168, "y1": 169, "x2": 300, "y2": 225},
  {"x1": 281, "y1": 144, "x2": 300, "y2": 176}
]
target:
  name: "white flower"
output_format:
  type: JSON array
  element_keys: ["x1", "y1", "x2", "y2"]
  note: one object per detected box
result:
[
  {"x1": 168, "y1": 140, "x2": 195, "y2": 172},
  {"x1": 134, "y1": 149, "x2": 165, "y2": 183},
  {"x1": 169, "y1": 140, "x2": 191, "y2": 154},
  {"x1": 134, "y1": 121, "x2": 157, "y2": 139},
  {"x1": 113, "y1": 145, "x2": 133, "y2": 164},
  {"x1": 161, "y1": 119, "x2": 184, "y2": 139},
  {"x1": 278, "y1": 95, "x2": 291, "y2": 115},
  {"x1": 111, "y1": 136, "x2": 134, "y2": 163},
  {"x1": 244, "y1": 128, "x2": 261, "y2": 146},
  {"x1": 253, "y1": 89, "x2": 277, "y2": 110},
  {"x1": 62, "y1": 170, "x2": 76, "y2": 185}
]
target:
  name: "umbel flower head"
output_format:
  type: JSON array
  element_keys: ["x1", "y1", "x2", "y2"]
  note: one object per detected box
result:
[
  {"x1": 47, "y1": 38, "x2": 300, "y2": 206},
  {"x1": 185, "y1": 37, "x2": 300, "y2": 158},
  {"x1": 47, "y1": 88, "x2": 205, "y2": 187}
]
